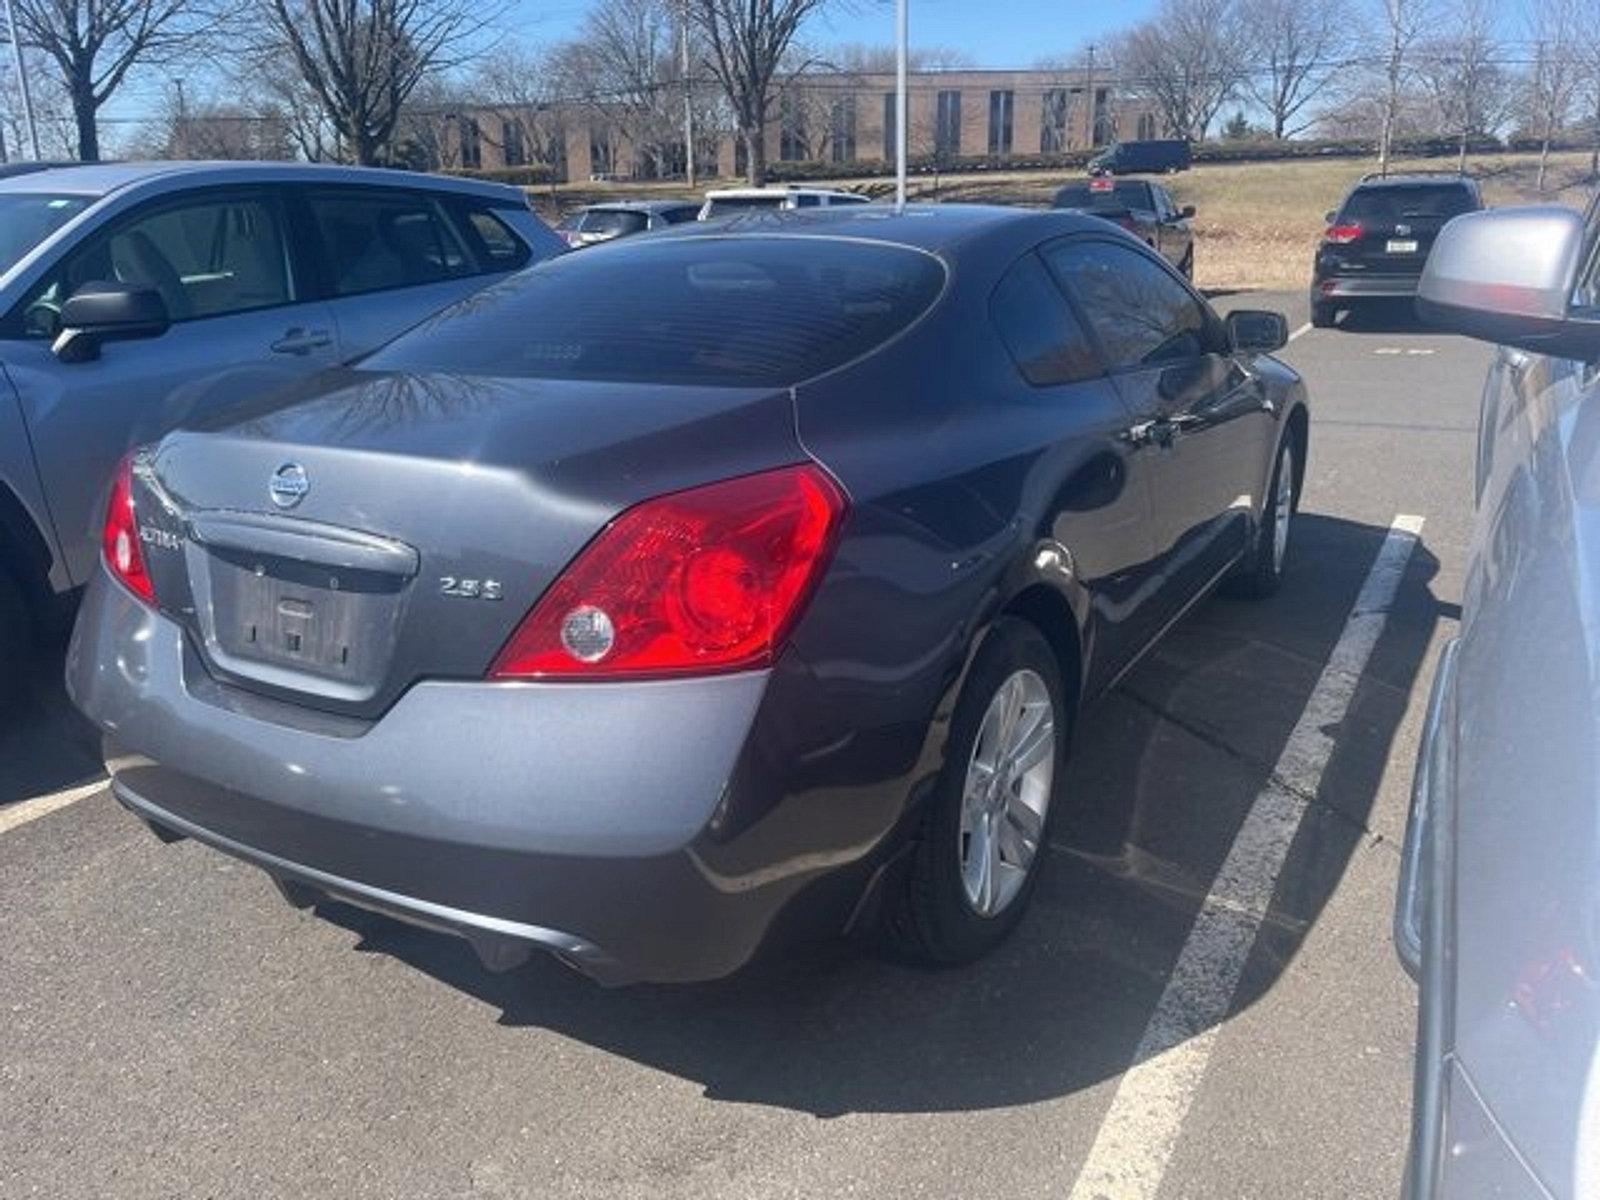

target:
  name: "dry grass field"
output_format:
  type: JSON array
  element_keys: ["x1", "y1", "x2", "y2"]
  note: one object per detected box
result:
[{"x1": 529, "y1": 149, "x2": 1595, "y2": 291}]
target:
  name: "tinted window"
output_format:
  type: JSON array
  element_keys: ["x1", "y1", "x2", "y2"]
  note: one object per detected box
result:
[
  {"x1": 794, "y1": 195, "x2": 822, "y2": 208},
  {"x1": 366, "y1": 237, "x2": 946, "y2": 388},
  {"x1": 462, "y1": 207, "x2": 530, "y2": 267},
  {"x1": 18, "y1": 192, "x2": 292, "y2": 336},
  {"x1": 662, "y1": 206, "x2": 701, "y2": 225},
  {"x1": 990, "y1": 254, "x2": 1101, "y2": 386},
  {"x1": 1340, "y1": 184, "x2": 1477, "y2": 223},
  {"x1": 1054, "y1": 180, "x2": 1154, "y2": 210},
  {"x1": 581, "y1": 210, "x2": 649, "y2": 236},
  {"x1": 1045, "y1": 240, "x2": 1208, "y2": 368},
  {"x1": 0, "y1": 193, "x2": 90, "y2": 277},
  {"x1": 307, "y1": 190, "x2": 473, "y2": 297},
  {"x1": 703, "y1": 196, "x2": 786, "y2": 217}
]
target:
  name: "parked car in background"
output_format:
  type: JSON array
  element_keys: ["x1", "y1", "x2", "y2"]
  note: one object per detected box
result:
[
  {"x1": 1087, "y1": 139, "x2": 1191, "y2": 175},
  {"x1": 1311, "y1": 172, "x2": 1482, "y2": 328},
  {"x1": 1399, "y1": 202, "x2": 1600, "y2": 1199},
  {"x1": 68, "y1": 205, "x2": 1307, "y2": 987},
  {"x1": 699, "y1": 186, "x2": 870, "y2": 220},
  {"x1": 1053, "y1": 176, "x2": 1196, "y2": 278},
  {"x1": 553, "y1": 200, "x2": 701, "y2": 248},
  {"x1": 0, "y1": 161, "x2": 563, "y2": 710}
]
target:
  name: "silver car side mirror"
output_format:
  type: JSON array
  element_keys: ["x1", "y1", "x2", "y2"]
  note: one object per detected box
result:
[{"x1": 1417, "y1": 206, "x2": 1600, "y2": 362}]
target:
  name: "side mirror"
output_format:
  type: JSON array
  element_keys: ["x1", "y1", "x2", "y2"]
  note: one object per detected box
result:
[
  {"x1": 1226, "y1": 309, "x2": 1289, "y2": 354},
  {"x1": 1180, "y1": 204, "x2": 1196, "y2": 219},
  {"x1": 52, "y1": 281, "x2": 171, "y2": 364},
  {"x1": 1417, "y1": 206, "x2": 1598, "y2": 361},
  {"x1": 1323, "y1": 210, "x2": 1336, "y2": 225}
]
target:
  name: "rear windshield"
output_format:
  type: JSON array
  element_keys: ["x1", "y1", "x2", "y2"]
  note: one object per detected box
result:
[
  {"x1": 366, "y1": 236, "x2": 947, "y2": 387},
  {"x1": 0, "y1": 193, "x2": 91, "y2": 276},
  {"x1": 703, "y1": 195, "x2": 786, "y2": 217},
  {"x1": 581, "y1": 209, "x2": 649, "y2": 235},
  {"x1": 1055, "y1": 181, "x2": 1151, "y2": 210},
  {"x1": 1340, "y1": 184, "x2": 1476, "y2": 222}
]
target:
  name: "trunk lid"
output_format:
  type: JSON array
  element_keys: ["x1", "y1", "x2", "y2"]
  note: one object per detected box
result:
[
  {"x1": 1335, "y1": 182, "x2": 1477, "y2": 276},
  {"x1": 135, "y1": 368, "x2": 802, "y2": 719}
]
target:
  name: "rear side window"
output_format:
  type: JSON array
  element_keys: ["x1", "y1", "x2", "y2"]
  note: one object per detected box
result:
[
  {"x1": 581, "y1": 210, "x2": 649, "y2": 236},
  {"x1": 306, "y1": 189, "x2": 474, "y2": 297},
  {"x1": 662, "y1": 206, "x2": 701, "y2": 225},
  {"x1": 1044, "y1": 240, "x2": 1209, "y2": 369},
  {"x1": 366, "y1": 237, "x2": 946, "y2": 387},
  {"x1": 1340, "y1": 184, "x2": 1477, "y2": 223},
  {"x1": 704, "y1": 196, "x2": 786, "y2": 217},
  {"x1": 990, "y1": 254, "x2": 1101, "y2": 386},
  {"x1": 460, "y1": 206, "x2": 531, "y2": 268}
]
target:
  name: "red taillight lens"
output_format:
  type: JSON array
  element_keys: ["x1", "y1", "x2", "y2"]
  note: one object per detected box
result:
[
  {"x1": 102, "y1": 455, "x2": 155, "y2": 604},
  {"x1": 490, "y1": 464, "x2": 847, "y2": 680},
  {"x1": 1324, "y1": 222, "x2": 1362, "y2": 244}
]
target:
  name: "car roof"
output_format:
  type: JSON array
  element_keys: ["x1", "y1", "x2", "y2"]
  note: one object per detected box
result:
[
  {"x1": 1351, "y1": 173, "x2": 1478, "y2": 189},
  {"x1": 0, "y1": 160, "x2": 528, "y2": 204},
  {"x1": 703, "y1": 186, "x2": 858, "y2": 199},
  {"x1": 657, "y1": 202, "x2": 1111, "y2": 256},
  {"x1": 585, "y1": 199, "x2": 699, "y2": 213}
]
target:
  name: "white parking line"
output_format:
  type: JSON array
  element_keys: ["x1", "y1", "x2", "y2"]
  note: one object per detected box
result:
[
  {"x1": 0, "y1": 779, "x2": 107, "y2": 836},
  {"x1": 1287, "y1": 322, "x2": 1312, "y2": 343},
  {"x1": 1065, "y1": 513, "x2": 1425, "y2": 1200}
]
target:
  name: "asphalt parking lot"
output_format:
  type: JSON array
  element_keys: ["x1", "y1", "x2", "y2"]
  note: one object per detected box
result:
[{"x1": 1, "y1": 291, "x2": 1489, "y2": 1200}]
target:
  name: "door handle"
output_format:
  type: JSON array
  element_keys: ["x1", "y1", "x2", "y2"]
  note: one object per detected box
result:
[
  {"x1": 270, "y1": 328, "x2": 332, "y2": 356},
  {"x1": 1123, "y1": 418, "x2": 1178, "y2": 449}
]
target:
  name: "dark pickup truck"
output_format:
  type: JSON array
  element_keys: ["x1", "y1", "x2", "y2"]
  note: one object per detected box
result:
[{"x1": 1052, "y1": 177, "x2": 1196, "y2": 279}]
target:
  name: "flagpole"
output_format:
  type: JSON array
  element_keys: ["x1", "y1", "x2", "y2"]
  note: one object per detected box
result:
[
  {"x1": 2, "y1": 0, "x2": 40, "y2": 160},
  {"x1": 895, "y1": 0, "x2": 907, "y2": 210}
]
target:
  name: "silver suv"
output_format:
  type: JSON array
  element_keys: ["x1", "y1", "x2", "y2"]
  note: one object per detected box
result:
[{"x1": 0, "y1": 161, "x2": 562, "y2": 706}]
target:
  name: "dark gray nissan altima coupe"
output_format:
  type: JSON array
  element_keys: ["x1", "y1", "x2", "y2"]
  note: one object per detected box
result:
[{"x1": 67, "y1": 205, "x2": 1309, "y2": 985}]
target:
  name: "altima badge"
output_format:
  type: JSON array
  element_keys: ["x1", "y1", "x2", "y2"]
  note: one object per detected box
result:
[{"x1": 269, "y1": 462, "x2": 309, "y2": 509}]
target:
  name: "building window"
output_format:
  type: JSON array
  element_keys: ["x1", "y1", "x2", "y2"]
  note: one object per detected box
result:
[
  {"x1": 502, "y1": 119, "x2": 525, "y2": 167},
  {"x1": 1137, "y1": 112, "x2": 1157, "y2": 141},
  {"x1": 1094, "y1": 88, "x2": 1112, "y2": 145},
  {"x1": 1041, "y1": 89, "x2": 1069, "y2": 153},
  {"x1": 780, "y1": 93, "x2": 806, "y2": 161},
  {"x1": 935, "y1": 89, "x2": 961, "y2": 158},
  {"x1": 883, "y1": 92, "x2": 897, "y2": 161},
  {"x1": 590, "y1": 130, "x2": 614, "y2": 176},
  {"x1": 459, "y1": 116, "x2": 481, "y2": 169},
  {"x1": 830, "y1": 96, "x2": 857, "y2": 163},
  {"x1": 987, "y1": 90, "x2": 1014, "y2": 156}
]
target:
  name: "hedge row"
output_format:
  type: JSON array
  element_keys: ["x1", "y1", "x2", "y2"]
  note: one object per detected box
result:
[{"x1": 437, "y1": 164, "x2": 557, "y2": 186}]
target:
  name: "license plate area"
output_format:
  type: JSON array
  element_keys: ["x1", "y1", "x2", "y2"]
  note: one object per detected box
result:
[{"x1": 1386, "y1": 239, "x2": 1419, "y2": 254}]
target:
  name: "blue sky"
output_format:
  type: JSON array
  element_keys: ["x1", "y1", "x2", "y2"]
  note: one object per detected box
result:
[{"x1": 509, "y1": 0, "x2": 1164, "y2": 68}]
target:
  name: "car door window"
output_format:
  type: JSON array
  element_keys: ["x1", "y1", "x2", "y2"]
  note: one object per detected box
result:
[
  {"x1": 990, "y1": 252, "x2": 1103, "y2": 386},
  {"x1": 16, "y1": 192, "x2": 293, "y2": 337},
  {"x1": 1044, "y1": 240, "x2": 1211, "y2": 368},
  {"x1": 455, "y1": 204, "x2": 532, "y2": 270},
  {"x1": 306, "y1": 189, "x2": 474, "y2": 298}
]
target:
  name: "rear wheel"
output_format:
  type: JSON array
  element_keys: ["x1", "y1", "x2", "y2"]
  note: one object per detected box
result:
[
  {"x1": 1228, "y1": 436, "x2": 1297, "y2": 600},
  {"x1": 1179, "y1": 245, "x2": 1195, "y2": 281},
  {"x1": 881, "y1": 618, "x2": 1070, "y2": 965},
  {"x1": 1310, "y1": 301, "x2": 1337, "y2": 328},
  {"x1": 0, "y1": 566, "x2": 33, "y2": 716}
]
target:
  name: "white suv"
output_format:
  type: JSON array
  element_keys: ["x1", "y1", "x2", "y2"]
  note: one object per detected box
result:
[{"x1": 699, "y1": 187, "x2": 871, "y2": 221}]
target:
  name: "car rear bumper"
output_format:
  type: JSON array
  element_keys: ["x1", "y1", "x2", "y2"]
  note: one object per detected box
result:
[
  {"x1": 67, "y1": 567, "x2": 813, "y2": 985},
  {"x1": 1316, "y1": 275, "x2": 1421, "y2": 299}
]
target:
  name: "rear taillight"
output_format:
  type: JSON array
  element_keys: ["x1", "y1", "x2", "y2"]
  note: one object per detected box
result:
[
  {"x1": 102, "y1": 455, "x2": 155, "y2": 604},
  {"x1": 490, "y1": 464, "x2": 847, "y2": 680},
  {"x1": 1324, "y1": 222, "x2": 1362, "y2": 244},
  {"x1": 1117, "y1": 217, "x2": 1139, "y2": 233}
]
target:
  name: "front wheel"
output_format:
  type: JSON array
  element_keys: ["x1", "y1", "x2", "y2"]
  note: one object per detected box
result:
[
  {"x1": 1228, "y1": 436, "x2": 1298, "y2": 599},
  {"x1": 881, "y1": 617, "x2": 1070, "y2": 966}
]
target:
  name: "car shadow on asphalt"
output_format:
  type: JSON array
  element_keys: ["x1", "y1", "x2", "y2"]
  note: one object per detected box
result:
[
  {"x1": 0, "y1": 630, "x2": 104, "y2": 808},
  {"x1": 1328, "y1": 300, "x2": 1440, "y2": 337},
  {"x1": 311, "y1": 511, "x2": 1443, "y2": 1118}
]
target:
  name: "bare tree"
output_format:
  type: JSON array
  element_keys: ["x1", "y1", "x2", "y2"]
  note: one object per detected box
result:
[
  {"x1": 1373, "y1": 0, "x2": 1435, "y2": 176},
  {"x1": 1526, "y1": 0, "x2": 1581, "y2": 191},
  {"x1": 1115, "y1": 0, "x2": 1249, "y2": 142},
  {"x1": 0, "y1": 47, "x2": 75, "y2": 159},
  {"x1": 1581, "y1": 0, "x2": 1600, "y2": 175},
  {"x1": 1240, "y1": 0, "x2": 1346, "y2": 139},
  {"x1": 1416, "y1": 0, "x2": 1509, "y2": 172},
  {"x1": 583, "y1": 0, "x2": 683, "y2": 176},
  {"x1": 687, "y1": 0, "x2": 830, "y2": 185},
  {"x1": 248, "y1": 0, "x2": 501, "y2": 165},
  {"x1": 8, "y1": 0, "x2": 214, "y2": 160}
]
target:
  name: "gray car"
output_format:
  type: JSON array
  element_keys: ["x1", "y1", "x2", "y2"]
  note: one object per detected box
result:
[
  {"x1": 1400, "y1": 202, "x2": 1600, "y2": 1198},
  {"x1": 0, "y1": 161, "x2": 562, "y2": 706}
]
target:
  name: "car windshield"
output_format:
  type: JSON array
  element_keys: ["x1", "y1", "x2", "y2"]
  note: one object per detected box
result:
[
  {"x1": 703, "y1": 195, "x2": 787, "y2": 216},
  {"x1": 367, "y1": 236, "x2": 946, "y2": 388},
  {"x1": 1055, "y1": 181, "x2": 1151, "y2": 210},
  {"x1": 0, "y1": 193, "x2": 91, "y2": 276},
  {"x1": 581, "y1": 210, "x2": 649, "y2": 236},
  {"x1": 1340, "y1": 185, "x2": 1476, "y2": 222}
]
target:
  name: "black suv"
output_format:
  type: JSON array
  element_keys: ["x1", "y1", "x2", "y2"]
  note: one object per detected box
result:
[{"x1": 1310, "y1": 173, "x2": 1482, "y2": 328}]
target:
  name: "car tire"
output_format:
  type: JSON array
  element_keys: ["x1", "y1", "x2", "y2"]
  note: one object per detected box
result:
[
  {"x1": 1179, "y1": 246, "x2": 1195, "y2": 281},
  {"x1": 881, "y1": 617, "x2": 1070, "y2": 966},
  {"x1": 1310, "y1": 301, "x2": 1337, "y2": 329},
  {"x1": 0, "y1": 566, "x2": 33, "y2": 717},
  {"x1": 1228, "y1": 435, "x2": 1298, "y2": 600}
]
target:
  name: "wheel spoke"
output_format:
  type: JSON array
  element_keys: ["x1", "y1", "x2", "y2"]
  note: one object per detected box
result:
[{"x1": 1009, "y1": 708, "x2": 1054, "y2": 774}]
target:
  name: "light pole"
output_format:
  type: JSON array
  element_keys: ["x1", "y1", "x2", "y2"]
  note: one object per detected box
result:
[
  {"x1": 2, "y1": 0, "x2": 41, "y2": 160},
  {"x1": 895, "y1": 0, "x2": 907, "y2": 209}
]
